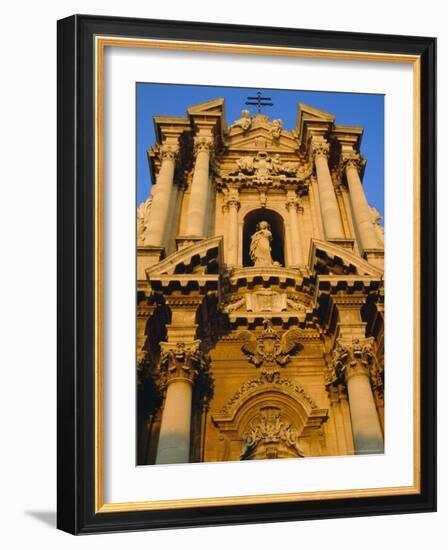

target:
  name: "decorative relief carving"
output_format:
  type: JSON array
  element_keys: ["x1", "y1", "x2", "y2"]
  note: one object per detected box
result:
[
  {"x1": 219, "y1": 375, "x2": 317, "y2": 416},
  {"x1": 325, "y1": 337, "x2": 376, "y2": 387},
  {"x1": 241, "y1": 406, "x2": 304, "y2": 459},
  {"x1": 370, "y1": 358, "x2": 384, "y2": 399},
  {"x1": 137, "y1": 196, "x2": 152, "y2": 246},
  {"x1": 221, "y1": 291, "x2": 309, "y2": 317},
  {"x1": 239, "y1": 319, "x2": 302, "y2": 381},
  {"x1": 229, "y1": 152, "x2": 311, "y2": 184},
  {"x1": 286, "y1": 296, "x2": 307, "y2": 312},
  {"x1": 159, "y1": 341, "x2": 208, "y2": 384},
  {"x1": 245, "y1": 290, "x2": 287, "y2": 313},
  {"x1": 222, "y1": 296, "x2": 246, "y2": 314}
]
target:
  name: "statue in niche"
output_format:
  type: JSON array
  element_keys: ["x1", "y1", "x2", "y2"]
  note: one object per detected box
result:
[{"x1": 249, "y1": 221, "x2": 281, "y2": 267}]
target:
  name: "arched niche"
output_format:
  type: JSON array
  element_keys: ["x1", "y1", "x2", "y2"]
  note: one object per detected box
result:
[
  {"x1": 242, "y1": 208, "x2": 285, "y2": 267},
  {"x1": 212, "y1": 378, "x2": 328, "y2": 461}
]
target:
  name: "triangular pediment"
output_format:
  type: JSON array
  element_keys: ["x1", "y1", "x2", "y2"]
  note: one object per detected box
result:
[
  {"x1": 226, "y1": 127, "x2": 298, "y2": 153},
  {"x1": 296, "y1": 103, "x2": 335, "y2": 145},
  {"x1": 187, "y1": 97, "x2": 225, "y2": 117},
  {"x1": 146, "y1": 236, "x2": 223, "y2": 277},
  {"x1": 297, "y1": 103, "x2": 335, "y2": 124},
  {"x1": 309, "y1": 239, "x2": 383, "y2": 277}
]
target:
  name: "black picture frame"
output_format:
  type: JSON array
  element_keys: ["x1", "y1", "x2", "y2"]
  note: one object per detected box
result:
[{"x1": 57, "y1": 14, "x2": 436, "y2": 534}]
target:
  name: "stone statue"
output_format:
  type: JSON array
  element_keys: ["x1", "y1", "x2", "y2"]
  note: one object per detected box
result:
[
  {"x1": 236, "y1": 156, "x2": 255, "y2": 174},
  {"x1": 231, "y1": 109, "x2": 252, "y2": 131},
  {"x1": 137, "y1": 196, "x2": 152, "y2": 245},
  {"x1": 249, "y1": 221, "x2": 280, "y2": 267},
  {"x1": 270, "y1": 118, "x2": 283, "y2": 139},
  {"x1": 370, "y1": 206, "x2": 384, "y2": 246}
]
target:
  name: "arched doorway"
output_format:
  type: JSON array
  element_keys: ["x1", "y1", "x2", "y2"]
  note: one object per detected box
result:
[{"x1": 243, "y1": 209, "x2": 285, "y2": 267}]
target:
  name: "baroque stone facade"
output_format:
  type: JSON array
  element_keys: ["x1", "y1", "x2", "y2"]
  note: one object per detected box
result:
[{"x1": 136, "y1": 98, "x2": 385, "y2": 464}]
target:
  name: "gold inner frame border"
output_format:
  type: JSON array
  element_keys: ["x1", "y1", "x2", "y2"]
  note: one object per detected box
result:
[{"x1": 94, "y1": 35, "x2": 421, "y2": 513}]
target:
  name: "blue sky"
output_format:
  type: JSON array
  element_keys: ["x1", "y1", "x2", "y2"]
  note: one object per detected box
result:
[{"x1": 136, "y1": 83, "x2": 384, "y2": 219}]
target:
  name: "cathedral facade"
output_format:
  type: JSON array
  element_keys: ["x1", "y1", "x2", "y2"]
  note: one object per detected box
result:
[{"x1": 136, "y1": 98, "x2": 385, "y2": 465}]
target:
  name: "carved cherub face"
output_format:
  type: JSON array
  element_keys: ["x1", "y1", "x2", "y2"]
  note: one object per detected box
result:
[{"x1": 257, "y1": 221, "x2": 270, "y2": 231}]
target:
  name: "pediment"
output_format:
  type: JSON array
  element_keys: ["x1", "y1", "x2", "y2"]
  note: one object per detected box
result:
[
  {"x1": 309, "y1": 239, "x2": 383, "y2": 277},
  {"x1": 187, "y1": 97, "x2": 225, "y2": 117},
  {"x1": 146, "y1": 236, "x2": 223, "y2": 277},
  {"x1": 297, "y1": 103, "x2": 335, "y2": 125},
  {"x1": 226, "y1": 128, "x2": 299, "y2": 153},
  {"x1": 296, "y1": 103, "x2": 335, "y2": 145}
]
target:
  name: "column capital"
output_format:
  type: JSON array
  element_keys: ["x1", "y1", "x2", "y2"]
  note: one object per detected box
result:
[
  {"x1": 310, "y1": 136, "x2": 330, "y2": 160},
  {"x1": 194, "y1": 135, "x2": 214, "y2": 156},
  {"x1": 341, "y1": 151, "x2": 366, "y2": 172},
  {"x1": 285, "y1": 190, "x2": 301, "y2": 212},
  {"x1": 159, "y1": 340, "x2": 211, "y2": 385},
  {"x1": 159, "y1": 142, "x2": 180, "y2": 161},
  {"x1": 223, "y1": 187, "x2": 240, "y2": 210},
  {"x1": 326, "y1": 337, "x2": 376, "y2": 387}
]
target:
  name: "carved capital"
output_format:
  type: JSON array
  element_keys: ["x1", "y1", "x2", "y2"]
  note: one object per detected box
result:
[
  {"x1": 158, "y1": 340, "x2": 209, "y2": 385},
  {"x1": 310, "y1": 137, "x2": 330, "y2": 160},
  {"x1": 194, "y1": 135, "x2": 214, "y2": 156},
  {"x1": 223, "y1": 187, "x2": 240, "y2": 210},
  {"x1": 227, "y1": 197, "x2": 240, "y2": 209},
  {"x1": 341, "y1": 152, "x2": 366, "y2": 172},
  {"x1": 326, "y1": 337, "x2": 376, "y2": 387},
  {"x1": 160, "y1": 142, "x2": 180, "y2": 161},
  {"x1": 285, "y1": 194, "x2": 301, "y2": 212}
]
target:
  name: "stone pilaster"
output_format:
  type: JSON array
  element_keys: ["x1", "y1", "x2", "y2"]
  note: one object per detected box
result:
[
  {"x1": 311, "y1": 137, "x2": 345, "y2": 241},
  {"x1": 285, "y1": 188, "x2": 304, "y2": 266},
  {"x1": 225, "y1": 186, "x2": 240, "y2": 267},
  {"x1": 185, "y1": 136, "x2": 214, "y2": 238},
  {"x1": 143, "y1": 142, "x2": 179, "y2": 248}
]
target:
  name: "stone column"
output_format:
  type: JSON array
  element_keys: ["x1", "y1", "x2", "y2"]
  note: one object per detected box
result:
[
  {"x1": 156, "y1": 341, "x2": 206, "y2": 464},
  {"x1": 331, "y1": 338, "x2": 384, "y2": 454},
  {"x1": 311, "y1": 137, "x2": 345, "y2": 240},
  {"x1": 143, "y1": 143, "x2": 179, "y2": 247},
  {"x1": 285, "y1": 189, "x2": 304, "y2": 266},
  {"x1": 226, "y1": 187, "x2": 240, "y2": 266},
  {"x1": 344, "y1": 154, "x2": 380, "y2": 253},
  {"x1": 185, "y1": 136, "x2": 214, "y2": 237}
]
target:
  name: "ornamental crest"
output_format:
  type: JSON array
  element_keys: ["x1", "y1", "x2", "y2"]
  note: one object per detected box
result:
[
  {"x1": 239, "y1": 319, "x2": 302, "y2": 381},
  {"x1": 241, "y1": 406, "x2": 304, "y2": 459}
]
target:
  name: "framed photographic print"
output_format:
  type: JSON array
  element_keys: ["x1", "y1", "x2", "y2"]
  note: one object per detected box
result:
[{"x1": 57, "y1": 15, "x2": 436, "y2": 534}]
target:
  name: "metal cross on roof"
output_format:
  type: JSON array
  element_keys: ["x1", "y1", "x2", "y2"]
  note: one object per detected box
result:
[{"x1": 245, "y1": 91, "x2": 274, "y2": 114}]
